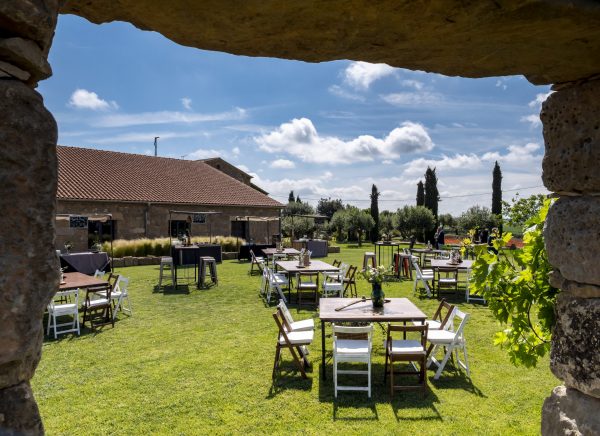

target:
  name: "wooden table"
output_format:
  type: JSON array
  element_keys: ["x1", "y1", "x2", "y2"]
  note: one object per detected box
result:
[
  {"x1": 318, "y1": 297, "x2": 427, "y2": 379},
  {"x1": 59, "y1": 272, "x2": 109, "y2": 291},
  {"x1": 429, "y1": 259, "x2": 473, "y2": 271},
  {"x1": 276, "y1": 260, "x2": 339, "y2": 302},
  {"x1": 261, "y1": 248, "x2": 300, "y2": 257}
]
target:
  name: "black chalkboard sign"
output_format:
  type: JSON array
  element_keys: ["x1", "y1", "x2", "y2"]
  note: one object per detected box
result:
[
  {"x1": 192, "y1": 213, "x2": 206, "y2": 224},
  {"x1": 69, "y1": 216, "x2": 88, "y2": 228}
]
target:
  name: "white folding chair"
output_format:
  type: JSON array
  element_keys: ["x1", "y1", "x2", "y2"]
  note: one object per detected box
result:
[
  {"x1": 111, "y1": 277, "x2": 132, "y2": 320},
  {"x1": 47, "y1": 289, "x2": 80, "y2": 339},
  {"x1": 266, "y1": 269, "x2": 287, "y2": 303},
  {"x1": 277, "y1": 300, "x2": 314, "y2": 332},
  {"x1": 332, "y1": 324, "x2": 373, "y2": 398},
  {"x1": 249, "y1": 249, "x2": 265, "y2": 275},
  {"x1": 412, "y1": 257, "x2": 433, "y2": 297},
  {"x1": 427, "y1": 309, "x2": 470, "y2": 380},
  {"x1": 94, "y1": 269, "x2": 105, "y2": 278}
]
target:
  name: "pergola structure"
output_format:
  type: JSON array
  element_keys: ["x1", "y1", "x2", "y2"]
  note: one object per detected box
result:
[
  {"x1": 232, "y1": 216, "x2": 280, "y2": 245},
  {"x1": 1, "y1": 2, "x2": 599, "y2": 434},
  {"x1": 167, "y1": 210, "x2": 222, "y2": 245}
]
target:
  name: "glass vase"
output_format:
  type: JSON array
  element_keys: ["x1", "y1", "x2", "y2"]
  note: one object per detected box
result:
[{"x1": 371, "y1": 282, "x2": 385, "y2": 308}]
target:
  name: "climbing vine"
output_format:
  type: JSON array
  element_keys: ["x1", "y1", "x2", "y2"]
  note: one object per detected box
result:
[{"x1": 470, "y1": 199, "x2": 560, "y2": 367}]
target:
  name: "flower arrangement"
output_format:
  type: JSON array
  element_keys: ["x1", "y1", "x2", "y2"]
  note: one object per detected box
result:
[{"x1": 359, "y1": 265, "x2": 390, "y2": 284}]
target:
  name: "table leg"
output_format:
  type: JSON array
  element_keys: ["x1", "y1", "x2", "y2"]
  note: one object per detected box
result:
[{"x1": 321, "y1": 320, "x2": 327, "y2": 380}]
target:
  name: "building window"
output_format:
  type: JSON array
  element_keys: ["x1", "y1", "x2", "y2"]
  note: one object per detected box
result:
[
  {"x1": 88, "y1": 220, "x2": 116, "y2": 248},
  {"x1": 170, "y1": 220, "x2": 190, "y2": 238}
]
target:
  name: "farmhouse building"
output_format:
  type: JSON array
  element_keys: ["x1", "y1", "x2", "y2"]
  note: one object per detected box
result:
[{"x1": 55, "y1": 146, "x2": 282, "y2": 251}]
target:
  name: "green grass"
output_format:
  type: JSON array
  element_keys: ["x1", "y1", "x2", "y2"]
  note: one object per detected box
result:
[{"x1": 33, "y1": 243, "x2": 556, "y2": 435}]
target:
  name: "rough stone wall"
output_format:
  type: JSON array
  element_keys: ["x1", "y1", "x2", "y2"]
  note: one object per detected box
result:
[
  {"x1": 540, "y1": 78, "x2": 600, "y2": 434},
  {"x1": 0, "y1": 3, "x2": 60, "y2": 433},
  {"x1": 55, "y1": 200, "x2": 280, "y2": 249}
]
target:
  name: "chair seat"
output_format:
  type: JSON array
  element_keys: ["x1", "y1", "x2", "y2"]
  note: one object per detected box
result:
[
  {"x1": 85, "y1": 298, "x2": 110, "y2": 308},
  {"x1": 289, "y1": 318, "x2": 315, "y2": 331},
  {"x1": 50, "y1": 304, "x2": 78, "y2": 315},
  {"x1": 272, "y1": 274, "x2": 287, "y2": 284},
  {"x1": 385, "y1": 339, "x2": 426, "y2": 355},
  {"x1": 438, "y1": 278, "x2": 457, "y2": 284},
  {"x1": 335, "y1": 339, "x2": 370, "y2": 355},
  {"x1": 279, "y1": 329, "x2": 314, "y2": 345},
  {"x1": 298, "y1": 283, "x2": 317, "y2": 290},
  {"x1": 323, "y1": 282, "x2": 343, "y2": 290},
  {"x1": 427, "y1": 329, "x2": 456, "y2": 344}
]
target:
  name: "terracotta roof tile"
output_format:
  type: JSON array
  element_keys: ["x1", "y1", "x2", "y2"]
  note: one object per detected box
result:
[{"x1": 56, "y1": 146, "x2": 282, "y2": 208}]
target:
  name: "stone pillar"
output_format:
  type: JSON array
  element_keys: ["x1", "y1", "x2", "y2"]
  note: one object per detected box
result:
[
  {"x1": 540, "y1": 78, "x2": 600, "y2": 435},
  {"x1": 0, "y1": 1, "x2": 59, "y2": 434}
]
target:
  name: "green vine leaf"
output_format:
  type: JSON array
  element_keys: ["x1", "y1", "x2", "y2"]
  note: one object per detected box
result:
[{"x1": 471, "y1": 198, "x2": 560, "y2": 368}]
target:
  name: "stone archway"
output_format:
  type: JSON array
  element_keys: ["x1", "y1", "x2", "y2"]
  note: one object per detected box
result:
[{"x1": 1, "y1": 1, "x2": 599, "y2": 433}]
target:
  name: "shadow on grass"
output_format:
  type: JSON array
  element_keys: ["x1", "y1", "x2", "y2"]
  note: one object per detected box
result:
[
  {"x1": 152, "y1": 284, "x2": 191, "y2": 295},
  {"x1": 429, "y1": 372, "x2": 486, "y2": 397},
  {"x1": 390, "y1": 388, "x2": 443, "y2": 422},
  {"x1": 267, "y1": 366, "x2": 314, "y2": 398}
]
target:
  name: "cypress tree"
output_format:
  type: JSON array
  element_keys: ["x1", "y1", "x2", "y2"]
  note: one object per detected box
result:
[
  {"x1": 370, "y1": 184, "x2": 380, "y2": 242},
  {"x1": 492, "y1": 161, "x2": 503, "y2": 233},
  {"x1": 424, "y1": 167, "x2": 439, "y2": 219},
  {"x1": 416, "y1": 181, "x2": 425, "y2": 206},
  {"x1": 296, "y1": 195, "x2": 301, "y2": 203},
  {"x1": 288, "y1": 191, "x2": 295, "y2": 203}
]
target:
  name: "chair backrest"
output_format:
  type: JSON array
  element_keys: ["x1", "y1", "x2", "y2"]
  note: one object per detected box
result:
[
  {"x1": 277, "y1": 300, "x2": 294, "y2": 328},
  {"x1": 118, "y1": 277, "x2": 129, "y2": 294},
  {"x1": 345, "y1": 265, "x2": 357, "y2": 282},
  {"x1": 437, "y1": 266, "x2": 458, "y2": 279},
  {"x1": 49, "y1": 289, "x2": 79, "y2": 309},
  {"x1": 94, "y1": 269, "x2": 105, "y2": 278},
  {"x1": 332, "y1": 259, "x2": 341, "y2": 268},
  {"x1": 451, "y1": 309, "x2": 470, "y2": 341},
  {"x1": 431, "y1": 299, "x2": 456, "y2": 330},
  {"x1": 108, "y1": 273, "x2": 122, "y2": 293},
  {"x1": 332, "y1": 324, "x2": 373, "y2": 347},
  {"x1": 387, "y1": 323, "x2": 428, "y2": 349},
  {"x1": 297, "y1": 272, "x2": 317, "y2": 286},
  {"x1": 273, "y1": 308, "x2": 292, "y2": 342},
  {"x1": 411, "y1": 256, "x2": 423, "y2": 274}
]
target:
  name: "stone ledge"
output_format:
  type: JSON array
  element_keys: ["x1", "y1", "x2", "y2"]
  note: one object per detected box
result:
[
  {"x1": 542, "y1": 386, "x2": 600, "y2": 435},
  {"x1": 549, "y1": 271, "x2": 600, "y2": 298}
]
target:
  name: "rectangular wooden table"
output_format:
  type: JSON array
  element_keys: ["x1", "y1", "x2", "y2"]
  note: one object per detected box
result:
[
  {"x1": 429, "y1": 258, "x2": 474, "y2": 271},
  {"x1": 276, "y1": 260, "x2": 339, "y2": 303},
  {"x1": 59, "y1": 272, "x2": 109, "y2": 291},
  {"x1": 318, "y1": 297, "x2": 427, "y2": 379},
  {"x1": 261, "y1": 248, "x2": 300, "y2": 257}
]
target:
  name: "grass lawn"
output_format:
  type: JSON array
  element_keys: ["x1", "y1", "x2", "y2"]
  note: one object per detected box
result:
[{"x1": 33, "y1": 243, "x2": 557, "y2": 435}]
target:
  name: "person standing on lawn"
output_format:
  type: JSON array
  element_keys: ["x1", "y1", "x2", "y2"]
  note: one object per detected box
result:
[{"x1": 434, "y1": 226, "x2": 445, "y2": 249}]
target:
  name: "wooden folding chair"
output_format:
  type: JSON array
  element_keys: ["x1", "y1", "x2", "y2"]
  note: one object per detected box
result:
[
  {"x1": 414, "y1": 299, "x2": 456, "y2": 331},
  {"x1": 384, "y1": 323, "x2": 428, "y2": 396},
  {"x1": 435, "y1": 267, "x2": 458, "y2": 299},
  {"x1": 272, "y1": 308, "x2": 313, "y2": 379},
  {"x1": 342, "y1": 265, "x2": 358, "y2": 297},
  {"x1": 82, "y1": 283, "x2": 114, "y2": 329}
]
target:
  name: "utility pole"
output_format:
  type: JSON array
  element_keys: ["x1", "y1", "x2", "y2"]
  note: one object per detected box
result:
[{"x1": 154, "y1": 136, "x2": 159, "y2": 156}]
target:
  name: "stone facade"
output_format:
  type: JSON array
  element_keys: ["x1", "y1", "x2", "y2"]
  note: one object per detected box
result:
[{"x1": 55, "y1": 200, "x2": 280, "y2": 251}]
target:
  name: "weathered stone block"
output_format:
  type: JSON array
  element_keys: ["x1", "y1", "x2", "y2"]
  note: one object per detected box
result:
[
  {"x1": 541, "y1": 80, "x2": 600, "y2": 193},
  {"x1": 0, "y1": 382, "x2": 44, "y2": 434},
  {"x1": 0, "y1": 1, "x2": 60, "y2": 54},
  {"x1": 111, "y1": 258, "x2": 124, "y2": 268},
  {"x1": 551, "y1": 293, "x2": 600, "y2": 398},
  {"x1": 542, "y1": 385, "x2": 600, "y2": 435},
  {"x1": 0, "y1": 37, "x2": 52, "y2": 83},
  {"x1": 122, "y1": 256, "x2": 134, "y2": 267},
  {"x1": 545, "y1": 197, "x2": 600, "y2": 285}
]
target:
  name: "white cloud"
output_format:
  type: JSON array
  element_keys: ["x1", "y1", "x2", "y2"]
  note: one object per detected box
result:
[
  {"x1": 328, "y1": 85, "x2": 365, "y2": 102},
  {"x1": 181, "y1": 97, "x2": 192, "y2": 110},
  {"x1": 255, "y1": 118, "x2": 434, "y2": 164},
  {"x1": 495, "y1": 79, "x2": 507, "y2": 90},
  {"x1": 520, "y1": 114, "x2": 542, "y2": 128},
  {"x1": 93, "y1": 107, "x2": 246, "y2": 128},
  {"x1": 381, "y1": 91, "x2": 442, "y2": 106},
  {"x1": 528, "y1": 91, "x2": 553, "y2": 108},
  {"x1": 403, "y1": 154, "x2": 483, "y2": 177},
  {"x1": 401, "y1": 79, "x2": 424, "y2": 90},
  {"x1": 343, "y1": 61, "x2": 396, "y2": 90},
  {"x1": 382, "y1": 160, "x2": 394, "y2": 165},
  {"x1": 481, "y1": 142, "x2": 542, "y2": 165},
  {"x1": 68, "y1": 89, "x2": 118, "y2": 111},
  {"x1": 232, "y1": 147, "x2": 240, "y2": 156},
  {"x1": 187, "y1": 148, "x2": 227, "y2": 160},
  {"x1": 270, "y1": 159, "x2": 295, "y2": 169}
]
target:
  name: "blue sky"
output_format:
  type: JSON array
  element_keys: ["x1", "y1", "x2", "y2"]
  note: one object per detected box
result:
[{"x1": 40, "y1": 15, "x2": 550, "y2": 215}]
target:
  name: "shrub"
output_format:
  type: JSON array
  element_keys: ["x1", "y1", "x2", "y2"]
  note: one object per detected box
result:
[{"x1": 102, "y1": 236, "x2": 245, "y2": 257}]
